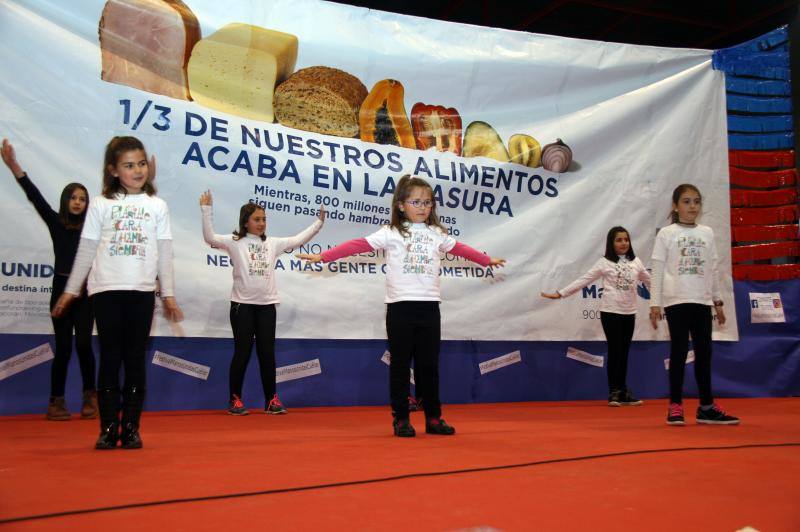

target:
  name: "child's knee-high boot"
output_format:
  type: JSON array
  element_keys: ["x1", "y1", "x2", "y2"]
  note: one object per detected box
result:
[
  {"x1": 120, "y1": 386, "x2": 145, "y2": 449},
  {"x1": 95, "y1": 387, "x2": 121, "y2": 450}
]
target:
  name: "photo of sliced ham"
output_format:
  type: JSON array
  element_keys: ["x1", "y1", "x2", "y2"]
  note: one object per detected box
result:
[{"x1": 99, "y1": 0, "x2": 200, "y2": 100}]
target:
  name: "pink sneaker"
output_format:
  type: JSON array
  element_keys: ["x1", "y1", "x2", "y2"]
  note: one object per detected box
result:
[
  {"x1": 666, "y1": 402, "x2": 685, "y2": 426},
  {"x1": 266, "y1": 394, "x2": 287, "y2": 415}
]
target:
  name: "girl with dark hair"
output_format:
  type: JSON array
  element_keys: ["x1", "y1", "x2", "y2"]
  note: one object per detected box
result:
[
  {"x1": 649, "y1": 184, "x2": 739, "y2": 426},
  {"x1": 200, "y1": 190, "x2": 325, "y2": 415},
  {"x1": 53, "y1": 136, "x2": 183, "y2": 449},
  {"x1": 297, "y1": 175, "x2": 505, "y2": 437},
  {"x1": 541, "y1": 226, "x2": 650, "y2": 406},
  {"x1": 2, "y1": 138, "x2": 97, "y2": 421}
]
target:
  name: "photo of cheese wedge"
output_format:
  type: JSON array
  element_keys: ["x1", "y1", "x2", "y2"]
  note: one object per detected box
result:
[{"x1": 188, "y1": 23, "x2": 298, "y2": 122}]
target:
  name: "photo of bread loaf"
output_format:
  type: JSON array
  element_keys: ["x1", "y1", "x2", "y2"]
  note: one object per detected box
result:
[
  {"x1": 273, "y1": 66, "x2": 368, "y2": 138},
  {"x1": 99, "y1": 0, "x2": 200, "y2": 100},
  {"x1": 188, "y1": 23, "x2": 298, "y2": 122}
]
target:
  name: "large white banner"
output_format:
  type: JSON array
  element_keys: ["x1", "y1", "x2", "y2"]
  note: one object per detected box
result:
[{"x1": 0, "y1": 0, "x2": 736, "y2": 340}]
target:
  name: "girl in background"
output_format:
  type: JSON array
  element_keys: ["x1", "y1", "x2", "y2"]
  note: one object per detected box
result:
[
  {"x1": 542, "y1": 226, "x2": 650, "y2": 406},
  {"x1": 200, "y1": 190, "x2": 325, "y2": 416},
  {"x1": 649, "y1": 183, "x2": 739, "y2": 426},
  {"x1": 2, "y1": 138, "x2": 97, "y2": 421},
  {"x1": 298, "y1": 175, "x2": 505, "y2": 437},
  {"x1": 53, "y1": 136, "x2": 183, "y2": 449}
]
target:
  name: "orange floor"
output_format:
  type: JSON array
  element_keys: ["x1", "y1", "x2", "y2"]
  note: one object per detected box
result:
[{"x1": 1, "y1": 398, "x2": 798, "y2": 531}]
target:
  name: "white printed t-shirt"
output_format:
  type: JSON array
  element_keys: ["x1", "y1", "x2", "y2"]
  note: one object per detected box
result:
[
  {"x1": 650, "y1": 223, "x2": 721, "y2": 308},
  {"x1": 365, "y1": 223, "x2": 456, "y2": 303},
  {"x1": 202, "y1": 205, "x2": 323, "y2": 305},
  {"x1": 558, "y1": 256, "x2": 651, "y2": 314},
  {"x1": 81, "y1": 193, "x2": 171, "y2": 295}
]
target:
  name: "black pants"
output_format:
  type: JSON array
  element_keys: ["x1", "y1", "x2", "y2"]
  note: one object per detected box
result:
[
  {"x1": 92, "y1": 291, "x2": 154, "y2": 391},
  {"x1": 600, "y1": 312, "x2": 635, "y2": 393},
  {"x1": 665, "y1": 303, "x2": 714, "y2": 406},
  {"x1": 229, "y1": 302, "x2": 277, "y2": 401},
  {"x1": 386, "y1": 301, "x2": 441, "y2": 421},
  {"x1": 49, "y1": 275, "x2": 95, "y2": 396}
]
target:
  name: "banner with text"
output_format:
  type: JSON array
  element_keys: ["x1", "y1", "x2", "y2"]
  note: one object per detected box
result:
[{"x1": 0, "y1": 0, "x2": 736, "y2": 340}]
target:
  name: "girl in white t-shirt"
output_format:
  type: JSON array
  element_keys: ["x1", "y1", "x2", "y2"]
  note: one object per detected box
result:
[
  {"x1": 649, "y1": 183, "x2": 739, "y2": 426},
  {"x1": 200, "y1": 190, "x2": 325, "y2": 416},
  {"x1": 541, "y1": 226, "x2": 651, "y2": 406},
  {"x1": 53, "y1": 136, "x2": 183, "y2": 450},
  {"x1": 297, "y1": 175, "x2": 505, "y2": 437}
]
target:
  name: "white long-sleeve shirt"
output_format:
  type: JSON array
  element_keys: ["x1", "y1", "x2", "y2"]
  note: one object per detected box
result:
[
  {"x1": 650, "y1": 223, "x2": 722, "y2": 308},
  {"x1": 558, "y1": 256, "x2": 651, "y2": 314},
  {"x1": 202, "y1": 205, "x2": 322, "y2": 305}
]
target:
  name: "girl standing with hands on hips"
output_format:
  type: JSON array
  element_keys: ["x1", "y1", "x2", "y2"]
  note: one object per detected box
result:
[
  {"x1": 298, "y1": 175, "x2": 506, "y2": 437},
  {"x1": 53, "y1": 136, "x2": 183, "y2": 449},
  {"x1": 2, "y1": 138, "x2": 97, "y2": 421},
  {"x1": 649, "y1": 184, "x2": 739, "y2": 426},
  {"x1": 200, "y1": 191, "x2": 325, "y2": 416},
  {"x1": 541, "y1": 226, "x2": 650, "y2": 406}
]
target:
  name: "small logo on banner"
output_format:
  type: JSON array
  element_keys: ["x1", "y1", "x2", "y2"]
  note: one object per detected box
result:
[
  {"x1": 152, "y1": 351, "x2": 210, "y2": 380},
  {"x1": 664, "y1": 350, "x2": 695, "y2": 370},
  {"x1": 380, "y1": 351, "x2": 415, "y2": 384},
  {"x1": 276, "y1": 358, "x2": 322, "y2": 383},
  {"x1": 479, "y1": 350, "x2": 522, "y2": 375},
  {"x1": 749, "y1": 292, "x2": 786, "y2": 323},
  {"x1": 566, "y1": 347, "x2": 604, "y2": 368},
  {"x1": 0, "y1": 343, "x2": 54, "y2": 381}
]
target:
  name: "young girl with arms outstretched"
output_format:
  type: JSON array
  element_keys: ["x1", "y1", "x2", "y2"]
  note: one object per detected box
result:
[
  {"x1": 2, "y1": 139, "x2": 97, "y2": 420},
  {"x1": 200, "y1": 190, "x2": 325, "y2": 415},
  {"x1": 542, "y1": 226, "x2": 651, "y2": 406},
  {"x1": 53, "y1": 136, "x2": 183, "y2": 449},
  {"x1": 298, "y1": 175, "x2": 505, "y2": 437},
  {"x1": 649, "y1": 184, "x2": 739, "y2": 426}
]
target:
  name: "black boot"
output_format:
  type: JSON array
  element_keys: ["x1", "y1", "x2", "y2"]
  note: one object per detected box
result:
[
  {"x1": 95, "y1": 388, "x2": 121, "y2": 450},
  {"x1": 120, "y1": 386, "x2": 145, "y2": 449}
]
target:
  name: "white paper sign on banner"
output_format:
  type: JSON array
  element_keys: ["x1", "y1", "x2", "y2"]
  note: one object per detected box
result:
[
  {"x1": 381, "y1": 351, "x2": 415, "y2": 384},
  {"x1": 749, "y1": 292, "x2": 786, "y2": 324},
  {"x1": 479, "y1": 350, "x2": 522, "y2": 375},
  {"x1": 276, "y1": 358, "x2": 322, "y2": 383},
  {"x1": 0, "y1": 343, "x2": 54, "y2": 381},
  {"x1": 152, "y1": 351, "x2": 211, "y2": 380},
  {"x1": 664, "y1": 350, "x2": 695, "y2": 370},
  {"x1": 566, "y1": 347, "x2": 604, "y2": 368}
]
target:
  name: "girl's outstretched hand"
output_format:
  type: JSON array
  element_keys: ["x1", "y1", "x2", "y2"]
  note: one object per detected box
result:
[
  {"x1": 296, "y1": 253, "x2": 322, "y2": 263},
  {"x1": 163, "y1": 297, "x2": 184, "y2": 322},
  {"x1": 489, "y1": 257, "x2": 506, "y2": 267},
  {"x1": 649, "y1": 307, "x2": 662, "y2": 329},
  {"x1": 51, "y1": 293, "x2": 75, "y2": 318},
  {"x1": 1, "y1": 138, "x2": 24, "y2": 178},
  {"x1": 199, "y1": 189, "x2": 213, "y2": 206},
  {"x1": 318, "y1": 205, "x2": 327, "y2": 221},
  {"x1": 540, "y1": 292, "x2": 562, "y2": 299}
]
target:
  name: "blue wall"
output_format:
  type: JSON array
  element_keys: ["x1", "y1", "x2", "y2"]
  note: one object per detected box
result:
[{"x1": 1, "y1": 279, "x2": 797, "y2": 415}]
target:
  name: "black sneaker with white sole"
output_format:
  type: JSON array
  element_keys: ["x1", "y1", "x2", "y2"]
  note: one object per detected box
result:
[
  {"x1": 696, "y1": 403, "x2": 740, "y2": 425},
  {"x1": 620, "y1": 389, "x2": 643, "y2": 406}
]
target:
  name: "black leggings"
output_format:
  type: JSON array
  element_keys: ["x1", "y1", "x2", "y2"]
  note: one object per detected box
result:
[
  {"x1": 665, "y1": 303, "x2": 714, "y2": 406},
  {"x1": 229, "y1": 302, "x2": 277, "y2": 401},
  {"x1": 386, "y1": 301, "x2": 441, "y2": 421},
  {"x1": 93, "y1": 291, "x2": 154, "y2": 391},
  {"x1": 599, "y1": 312, "x2": 635, "y2": 393},
  {"x1": 49, "y1": 275, "x2": 95, "y2": 396}
]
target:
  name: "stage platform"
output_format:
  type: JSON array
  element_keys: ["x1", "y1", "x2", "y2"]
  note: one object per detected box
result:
[{"x1": 1, "y1": 398, "x2": 798, "y2": 531}]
